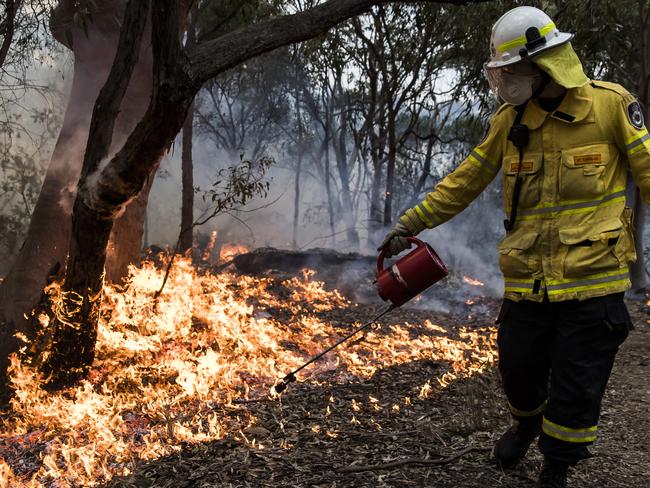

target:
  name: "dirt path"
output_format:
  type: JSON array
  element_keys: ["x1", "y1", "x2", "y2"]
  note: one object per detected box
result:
[{"x1": 107, "y1": 300, "x2": 650, "y2": 488}]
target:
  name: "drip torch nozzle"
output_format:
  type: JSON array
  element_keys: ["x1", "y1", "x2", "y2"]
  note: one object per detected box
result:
[
  {"x1": 274, "y1": 372, "x2": 296, "y2": 394},
  {"x1": 271, "y1": 305, "x2": 396, "y2": 395}
]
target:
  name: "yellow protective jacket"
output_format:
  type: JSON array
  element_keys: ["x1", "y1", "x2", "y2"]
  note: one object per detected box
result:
[{"x1": 400, "y1": 80, "x2": 650, "y2": 302}]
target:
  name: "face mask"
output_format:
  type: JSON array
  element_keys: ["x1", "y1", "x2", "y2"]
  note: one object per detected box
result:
[
  {"x1": 499, "y1": 73, "x2": 536, "y2": 105},
  {"x1": 484, "y1": 65, "x2": 539, "y2": 105}
]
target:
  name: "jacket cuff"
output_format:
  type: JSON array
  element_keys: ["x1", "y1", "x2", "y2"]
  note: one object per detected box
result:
[{"x1": 400, "y1": 210, "x2": 428, "y2": 235}]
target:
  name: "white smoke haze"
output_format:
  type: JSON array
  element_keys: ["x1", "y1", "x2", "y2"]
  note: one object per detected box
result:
[
  {"x1": 0, "y1": 50, "x2": 70, "y2": 275},
  {"x1": 146, "y1": 125, "x2": 507, "y2": 308}
]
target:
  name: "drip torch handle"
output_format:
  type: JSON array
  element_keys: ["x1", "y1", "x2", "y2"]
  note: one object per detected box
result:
[{"x1": 376, "y1": 237, "x2": 425, "y2": 274}]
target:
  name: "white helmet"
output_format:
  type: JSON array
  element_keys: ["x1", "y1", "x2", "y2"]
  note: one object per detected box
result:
[{"x1": 486, "y1": 6, "x2": 573, "y2": 69}]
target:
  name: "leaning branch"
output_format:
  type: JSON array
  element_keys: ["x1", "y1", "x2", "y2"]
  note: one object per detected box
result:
[
  {"x1": 78, "y1": 0, "x2": 150, "y2": 182},
  {"x1": 188, "y1": 0, "x2": 485, "y2": 84}
]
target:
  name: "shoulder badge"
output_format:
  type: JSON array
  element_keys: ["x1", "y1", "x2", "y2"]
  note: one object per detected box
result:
[{"x1": 627, "y1": 101, "x2": 645, "y2": 130}]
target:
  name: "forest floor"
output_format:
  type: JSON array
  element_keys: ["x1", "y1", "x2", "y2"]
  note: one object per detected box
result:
[{"x1": 105, "y1": 295, "x2": 650, "y2": 488}]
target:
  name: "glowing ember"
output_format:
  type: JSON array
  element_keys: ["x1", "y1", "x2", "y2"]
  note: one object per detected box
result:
[
  {"x1": 463, "y1": 276, "x2": 485, "y2": 287},
  {"x1": 0, "y1": 258, "x2": 496, "y2": 487},
  {"x1": 219, "y1": 243, "x2": 249, "y2": 262}
]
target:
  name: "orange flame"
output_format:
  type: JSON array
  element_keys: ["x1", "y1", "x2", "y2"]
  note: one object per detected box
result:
[
  {"x1": 463, "y1": 276, "x2": 485, "y2": 287},
  {"x1": 219, "y1": 243, "x2": 249, "y2": 262},
  {"x1": 0, "y1": 258, "x2": 496, "y2": 487},
  {"x1": 202, "y1": 230, "x2": 218, "y2": 262}
]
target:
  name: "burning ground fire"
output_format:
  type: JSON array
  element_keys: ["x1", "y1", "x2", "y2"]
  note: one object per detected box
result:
[
  {"x1": 462, "y1": 276, "x2": 485, "y2": 287},
  {"x1": 0, "y1": 258, "x2": 496, "y2": 487}
]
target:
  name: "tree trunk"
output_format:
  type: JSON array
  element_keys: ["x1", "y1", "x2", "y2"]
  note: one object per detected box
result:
[
  {"x1": 292, "y1": 155, "x2": 303, "y2": 249},
  {"x1": 0, "y1": 1, "x2": 153, "y2": 337},
  {"x1": 104, "y1": 53, "x2": 155, "y2": 282},
  {"x1": 41, "y1": 200, "x2": 115, "y2": 385},
  {"x1": 292, "y1": 89, "x2": 304, "y2": 249},
  {"x1": 179, "y1": 7, "x2": 197, "y2": 254},
  {"x1": 383, "y1": 108, "x2": 396, "y2": 226},
  {"x1": 179, "y1": 104, "x2": 195, "y2": 253},
  {"x1": 323, "y1": 115, "x2": 337, "y2": 245},
  {"x1": 333, "y1": 91, "x2": 360, "y2": 249},
  {"x1": 367, "y1": 66, "x2": 384, "y2": 243},
  {"x1": 0, "y1": 31, "x2": 116, "y2": 354}
]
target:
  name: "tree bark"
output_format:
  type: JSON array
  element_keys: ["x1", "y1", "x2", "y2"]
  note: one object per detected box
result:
[
  {"x1": 292, "y1": 86, "x2": 304, "y2": 249},
  {"x1": 333, "y1": 93, "x2": 360, "y2": 249},
  {"x1": 179, "y1": 104, "x2": 195, "y2": 253},
  {"x1": 41, "y1": 0, "x2": 152, "y2": 385},
  {"x1": 0, "y1": 23, "x2": 118, "y2": 374},
  {"x1": 383, "y1": 108, "x2": 397, "y2": 226},
  {"x1": 0, "y1": 0, "x2": 152, "y2": 338},
  {"x1": 179, "y1": 6, "x2": 197, "y2": 254},
  {"x1": 0, "y1": 0, "x2": 16, "y2": 70}
]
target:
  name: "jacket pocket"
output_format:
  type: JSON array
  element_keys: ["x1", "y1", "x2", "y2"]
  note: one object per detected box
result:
[
  {"x1": 503, "y1": 153, "x2": 543, "y2": 209},
  {"x1": 618, "y1": 207, "x2": 637, "y2": 264},
  {"x1": 559, "y1": 217, "x2": 623, "y2": 278},
  {"x1": 498, "y1": 231, "x2": 540, "y2": 279},
  {"x1": 559, "y1": 143, "x2": 609, "y2": 200}
]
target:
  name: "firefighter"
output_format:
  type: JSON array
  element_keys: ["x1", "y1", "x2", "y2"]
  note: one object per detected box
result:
[{"x1": 381, "y1": 6, "x2": 643, "y2": 488}]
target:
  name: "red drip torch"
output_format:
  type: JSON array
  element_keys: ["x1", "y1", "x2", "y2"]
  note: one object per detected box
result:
[
  {"x1": 273, "y1": 238, "x2": 448, "y2": 394},
  {"x1": 375, "y1": 237, "x2": 448, "y2": 306}
]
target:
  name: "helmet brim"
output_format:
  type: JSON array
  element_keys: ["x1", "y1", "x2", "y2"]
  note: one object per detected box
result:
[{"x1": 485, "y1": 32, "x2": 574, "y2": 69}]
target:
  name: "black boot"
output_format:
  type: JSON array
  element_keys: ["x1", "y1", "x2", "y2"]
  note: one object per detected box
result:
[
  {"x1": 537, "y1": 457, "x2": 569, "y2": 488},
  {"x1": 492, "y1": 418, "x2": 541, "y2": 469}
]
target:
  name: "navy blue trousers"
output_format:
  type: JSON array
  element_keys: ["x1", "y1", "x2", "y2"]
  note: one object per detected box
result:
[{"x1": 496, "y1": 292, "x2": 631, "y2": 464}]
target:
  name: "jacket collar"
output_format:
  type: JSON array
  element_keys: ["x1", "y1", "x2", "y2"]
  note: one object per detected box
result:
[{"x1": 519, "y1": 83, "x2": 594, "y2": 130}]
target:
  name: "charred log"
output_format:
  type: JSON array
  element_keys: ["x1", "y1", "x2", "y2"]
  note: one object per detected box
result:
[{"x1": 228, "y1": 247, "x2": 377, "y2": 302}]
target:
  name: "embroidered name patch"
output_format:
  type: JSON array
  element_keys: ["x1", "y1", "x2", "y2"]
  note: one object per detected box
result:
[
  {"x1": 509, "y1": 161, "x2": 534, "y2": 172},
  {"x1": 627, "y1": 101, "x2": 644, "y2": 130},
  {"x1": 573, "y1": 154, "x2": 602, "y2": 165}
]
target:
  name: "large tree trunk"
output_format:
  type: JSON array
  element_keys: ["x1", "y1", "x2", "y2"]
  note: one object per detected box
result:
[
  {"x1": 0, "y1": 21, "x2": 117, "y2": 378},
  {"x1": 104, "y1": 53, "x2": 155, "y2": 282},
  {"x1": 41, "y1": 0, "x2": 172, "y2": 386},
  {"x1": 0, "y1": 1, "x2": 153, "y2": 337}
]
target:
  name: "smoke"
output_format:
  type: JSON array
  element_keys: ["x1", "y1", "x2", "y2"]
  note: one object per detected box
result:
[{"x1": 144, "y1": 126, "x2": 506, "y2": 314}]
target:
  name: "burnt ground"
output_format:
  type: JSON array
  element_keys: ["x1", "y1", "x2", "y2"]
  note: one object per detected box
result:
[{"x1": 106, "y1": 299, "x2": 650, "y2": 488}]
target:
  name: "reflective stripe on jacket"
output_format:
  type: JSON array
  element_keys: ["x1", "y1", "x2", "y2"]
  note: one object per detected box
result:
[{"x1": 400, "y1": 80, "x2": 648, "y2": 302}]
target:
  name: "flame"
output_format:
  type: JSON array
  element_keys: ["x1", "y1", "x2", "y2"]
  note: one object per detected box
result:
[
  {"x1": 202, "y1": 231, "x2": 218, "y2": 262},
  {"x1": 0, "y1": 257, "x2": 496, "y2": 487},
  {"x1": 219, "y1": 243, "x2": 249, "y2": 262},
  {"x1": 463, "y1": 276, "x2": 485, "y2": 287}
]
